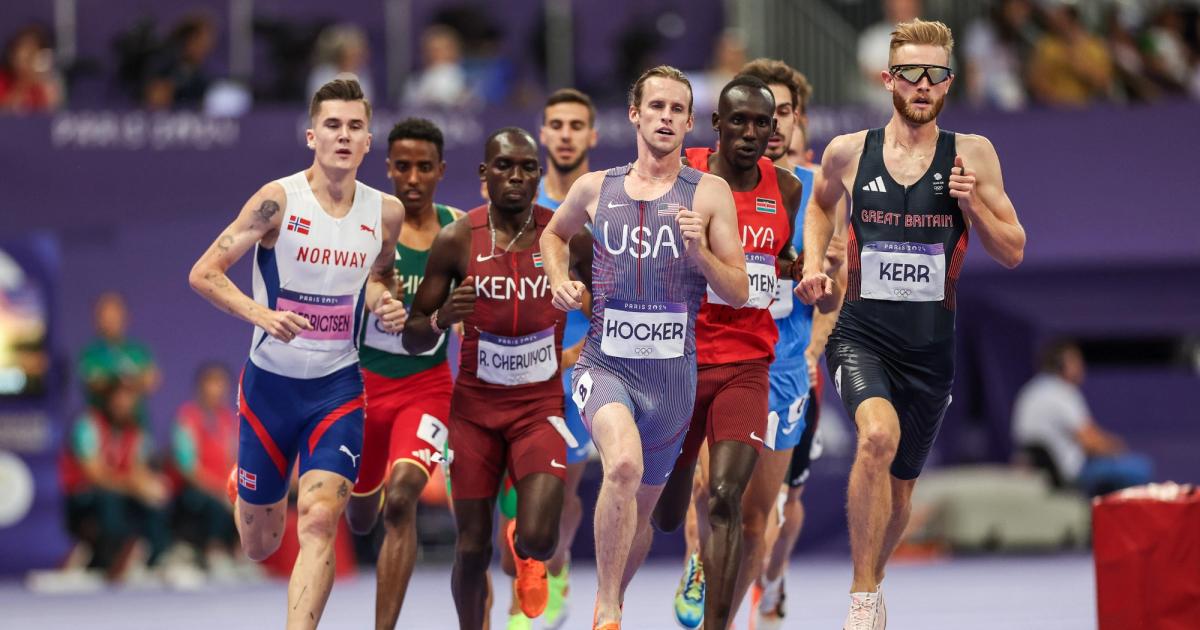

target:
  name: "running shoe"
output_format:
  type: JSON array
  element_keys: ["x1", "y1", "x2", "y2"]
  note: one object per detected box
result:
[
  {"x1": 753, "y1": 577, "x2": 786, "y2": 630},
  {"x1": 543, "y1": 563, "x2": 570, "y2": 629},
  {"x1": 843, "y1": 590, "x2": 885, "y2": 630},
  {"x1": 673, "y1": 552, "x2": 705, "y2": 629},
  {"x1": 505, "y1": 612, "x2": 531, "y2": 630},
  {"x1": 505, "y1": 520, "x2": 548, "y2": 618}
]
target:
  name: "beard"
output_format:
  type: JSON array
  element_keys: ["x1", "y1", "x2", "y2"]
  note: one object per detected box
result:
[
  {"x1": 893, "y1": 91, "x2": 945, "y2": 125},
  {"x1": 550, "y1": 151, "x2": 588, "y2": 175}
]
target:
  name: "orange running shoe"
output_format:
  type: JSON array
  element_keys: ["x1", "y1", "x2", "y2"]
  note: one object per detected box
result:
[
  {"x1": 749, "y1": 580, "x2": 763, "y2": 630},
  {"x1": 506, "y1": 519, "x2": 548, "y2": 617},
  {"x1": 592, "y1": 603, "x2": 620, "y2": 630},
  {"x1": 226, "y1": 466, "x2": 238, "y2": 505}
]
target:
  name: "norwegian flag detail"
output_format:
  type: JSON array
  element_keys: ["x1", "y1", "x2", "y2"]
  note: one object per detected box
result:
[
  {"x1": 238, "y1": 467, "x2": 257, "y2": 490},
  {"x1": 287, "y1": 215, "x2": 312, "y2": 235}
]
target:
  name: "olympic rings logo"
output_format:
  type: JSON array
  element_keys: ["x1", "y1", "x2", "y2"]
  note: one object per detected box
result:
[
  {"x1": 634, "y1": 346, "x2": 654, "y2": 357},
  {"x1": 893, "y1": 288, "x2": 913, "y2": 298}
]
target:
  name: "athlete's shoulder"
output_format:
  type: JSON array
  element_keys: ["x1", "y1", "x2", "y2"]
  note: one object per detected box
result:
[
  {"x1": 953, "y1": 132, "x2": 999, "y2": 160},
  {"x1": 380, "y1": 193, "x2": 404, "y2": 224},
  {"x1": 437, "y1": 203, "x2": 467, "y2": 220},
  {"x1": 774, "y1": 164, "x2": 802, "y2": 191},
  {"x1": 826, "y1": 130, "x2": 869, "y2": 163},
  {"x1": 697, "y1": 170, "x2": 734, "y2": 194}
]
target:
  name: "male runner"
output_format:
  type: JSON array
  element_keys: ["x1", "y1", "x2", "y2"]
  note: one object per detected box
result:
[
  {"x1": 737, "y1": 60, "x2": 841, "y2": 630},
  {"x1": 656, "y1": 74, "x2": 803, "y2": 630},
  {"x1": 495, "y1": 88, "x2": 600, "y2": 630},
  {"x1": 403, "y1": 127, "x2": 592, "y2": 630},
  {"x1": 797, "y1": 20, "x2": 1025, "y2": 629},
  {"x1": 189, "y1": 79, "x2": 406, "y2": 629},
  {"x1": 341, "y1": 117, "x2": 461, "y2": 630},
  {"x1": 541, "y1": 65, "x2": 749, "y2": 630}
]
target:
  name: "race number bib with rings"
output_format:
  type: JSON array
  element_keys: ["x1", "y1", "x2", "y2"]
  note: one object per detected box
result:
[
  {"x1": 276, "y1": 289, "x2": 355, "y2": 346},
  {"x1": 707, "y1": 252, "x2": 777, "y2": 310},
  {"x1": 363, "y1": 312, "x2": 445, "y2": 355},
  {"x1": 600, "y1": 299, "x2": 687, "y2": 360},
  {"x1": 769, "y1": 278, "x2": 794, "y2": 319},
  {"x1": 476, "y1": 326, "x2": 558, "y2": 386},
  {"x1": 860, "y1": 241, "x2": 946, "y2": 302}
]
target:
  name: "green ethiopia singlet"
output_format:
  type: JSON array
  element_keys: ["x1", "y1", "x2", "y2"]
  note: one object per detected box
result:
[{"x1": 359, "y1": 203, "x2": 458, "y2": 378}]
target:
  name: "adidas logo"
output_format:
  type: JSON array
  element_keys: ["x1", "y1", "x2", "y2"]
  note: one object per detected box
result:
[{"x1": 862, "y1": 176, "x2": 887, "y2": 193}]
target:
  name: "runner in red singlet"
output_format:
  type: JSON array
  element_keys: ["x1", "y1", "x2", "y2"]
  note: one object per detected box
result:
[{"x1": 402, "y1": 128, "x2": 592, "y2": 630}]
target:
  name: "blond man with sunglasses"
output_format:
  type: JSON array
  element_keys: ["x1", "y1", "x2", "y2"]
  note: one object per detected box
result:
[{"x1": 796, "y1": 19, "x2": 1026, "y2": 630}]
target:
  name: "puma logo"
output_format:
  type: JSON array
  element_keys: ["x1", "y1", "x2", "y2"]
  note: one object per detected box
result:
[
  {"x1": 339, "y1": 445, "x2": 361, "y2": 466},
  {"x1": 360, "y1": 224, "x2": 376, "y2": 237}
]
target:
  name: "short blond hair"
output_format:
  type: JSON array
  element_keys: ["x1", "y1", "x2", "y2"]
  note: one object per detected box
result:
[
  {"x1": 889, "y1": 18, "x2": 954, "y2": 65},
  {"x1": 629, "y1": 65, "x2": 693, "y2": 114}
]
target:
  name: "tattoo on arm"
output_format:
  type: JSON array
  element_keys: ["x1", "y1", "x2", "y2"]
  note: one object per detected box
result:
[
  {"x1": 203, "y1": 270, "x2": 231, "y2": 290},
  {"x1": 216, "y1": 234, "x2": 234, "y2": 253},
  {"x1": 254, "y1": 200, "x2": 280, "y2": 224},
  {"x1": 337, "y1": 481, "x2": 348, "y2": 499},
  {"x1": 306, "y1": 481, "x2": 324, "y2": 494}
]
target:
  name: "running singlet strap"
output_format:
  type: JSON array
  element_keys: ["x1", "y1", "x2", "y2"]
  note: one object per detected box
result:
[
  {"x1": 360, "y1": 203, "x2": 459, "y2": 378},
  {"x1": 458, "y1": 204, "x2": 565, "y2": 391},
  {"x1": 249, "y1": 171, "x2": 383, "y2": 379},
  {"x1": 839, "y1": 128, "x2": 967, "y2": 353},
  {"x1": 686, "y1": 148, "x2": 790, "y2": 365}
]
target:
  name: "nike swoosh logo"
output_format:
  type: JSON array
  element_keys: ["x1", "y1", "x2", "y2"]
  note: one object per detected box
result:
[
  {"x1": 750, "y1": 431, "x2": 764, "y2": 443},
  {"x1": 607, "y1": 201, "x2": 628, "y2": 208},
  {"x1": 475, "y1": 253, "x2": 494, "y2": 262},
  {"x1": 550, "y1": 459, "x2": 566, "y2": 469},
  {"x1": 781, "y1": 422, "x2": 799, "y2": 435}
]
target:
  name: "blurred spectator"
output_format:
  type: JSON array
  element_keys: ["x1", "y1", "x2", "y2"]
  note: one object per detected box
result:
[
  {"x1": 1027, "y1": 3, "x2": 1114, "y2": 107},
  {"x1": 964, "y1": 0, "x2": 1036, "y2": 110},
  {"x1": 1012, "y1": 340, "x2": 1154, "y2": 497},
  {"x1": 1142, "y1": 7, "x2": 1192, "y2": 95},
  {"x1": 690, "y1": 29, "x2": 748, "y2": 116},
  {"x1": 430, "y1": 6, "x2": 513, "y2": 105},
  {"x1": 59, "y1": 377, "x2": 171, "y2": 577},
  {"x1": 404, "y1": 25, "x2": 472, "y2": 108},
  {"x1": 857, "y1": 0, "x2": 923, "y2": 110},
  {"x1": 168, "y1": 362, "x2": 238, "y2": 572},
  {"x1": 307, "y1": 24, "x2": 374, "y2": 103},
  {"x1": 78, "y1": 292, "x2": 160, "y2": 422},
  {"x1": 143, "y1": 14, "x2": 216, "y2": 110},
  {"x1": 1103, "y1": 5, "x2": 1163, "y2": 104},
  {"x1": 0, "y1": 24, "x2": 62, "y2": 113}
]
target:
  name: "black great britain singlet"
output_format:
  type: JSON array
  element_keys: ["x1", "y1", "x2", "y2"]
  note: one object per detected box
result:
[{"x1": 837, "y1": 128, "x2": 968, "y2": 356}]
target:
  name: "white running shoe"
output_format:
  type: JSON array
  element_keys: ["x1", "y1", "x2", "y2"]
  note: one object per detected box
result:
[{"x1": 842, "y1": 590, "x2": 886, "y2": 630}]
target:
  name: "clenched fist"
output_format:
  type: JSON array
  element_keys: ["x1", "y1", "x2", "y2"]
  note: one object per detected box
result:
[
  {"x1": 676, "y1": 208, "x2": 707, "y2": 258},
  {"x1": 437, "y1": 276, "x2": 477, "y2": 327},
  {"x1": 374, "y1": 292, "x2": 408, "y2": 333},
  {"x1": 552, "y1": 280, "x2": 585, "y2": 312}
]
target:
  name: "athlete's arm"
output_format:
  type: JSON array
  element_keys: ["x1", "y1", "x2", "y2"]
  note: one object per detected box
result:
[
  {"x1": 544, "y1": 170, "x2": 602, "y2": 311},
  {"x1": 797, "y1": 133, "x2": 857, "y2": 305},
  {"x1": 188, "y1": 183, "x2": 313, "y2": 342},
  {"x1": 403, "y1": 219, "x2": 472, "y2": 354},
  {"x1": 952, "y1": 135, "x2": 1025, "y2": 269},
  {"x1": 560, "y1": 227, "x2": 595, "y2": 368},
  {"x1": 805, "y1": 207, "x2": 849, "y2": 383},
  {"x1": 686, "y1": 173, "x2": 748, "y2": 307},
  {"x1": 365, "y1": 195, "x2": 408, "y2": 332},
  {"x1": 774, "y1": 166, "x2": 804, "y2": 276}
]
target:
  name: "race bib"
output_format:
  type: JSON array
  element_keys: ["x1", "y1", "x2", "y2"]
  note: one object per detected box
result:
[
  {"x1": 362, "y1": 311, "x2": 445, "y2": 355},
  {"x1": 860, "y1": 241, "x2": 945, "y2": 302},
  {"x1": 477, "y1": 326, "x2": 558, "y2": 385},
  {"x1": 708, "y1": 252, "x2": 777, "y2": 309},
  {"x1": 770, "y1": 278, "x2": 794, "y2": 319},
  {"x1": 600, "y1": 300, "x2": 687, "y2": 359},
  {"x1": 276, "y1": 289, "x2": 355, "y2": 344}
]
